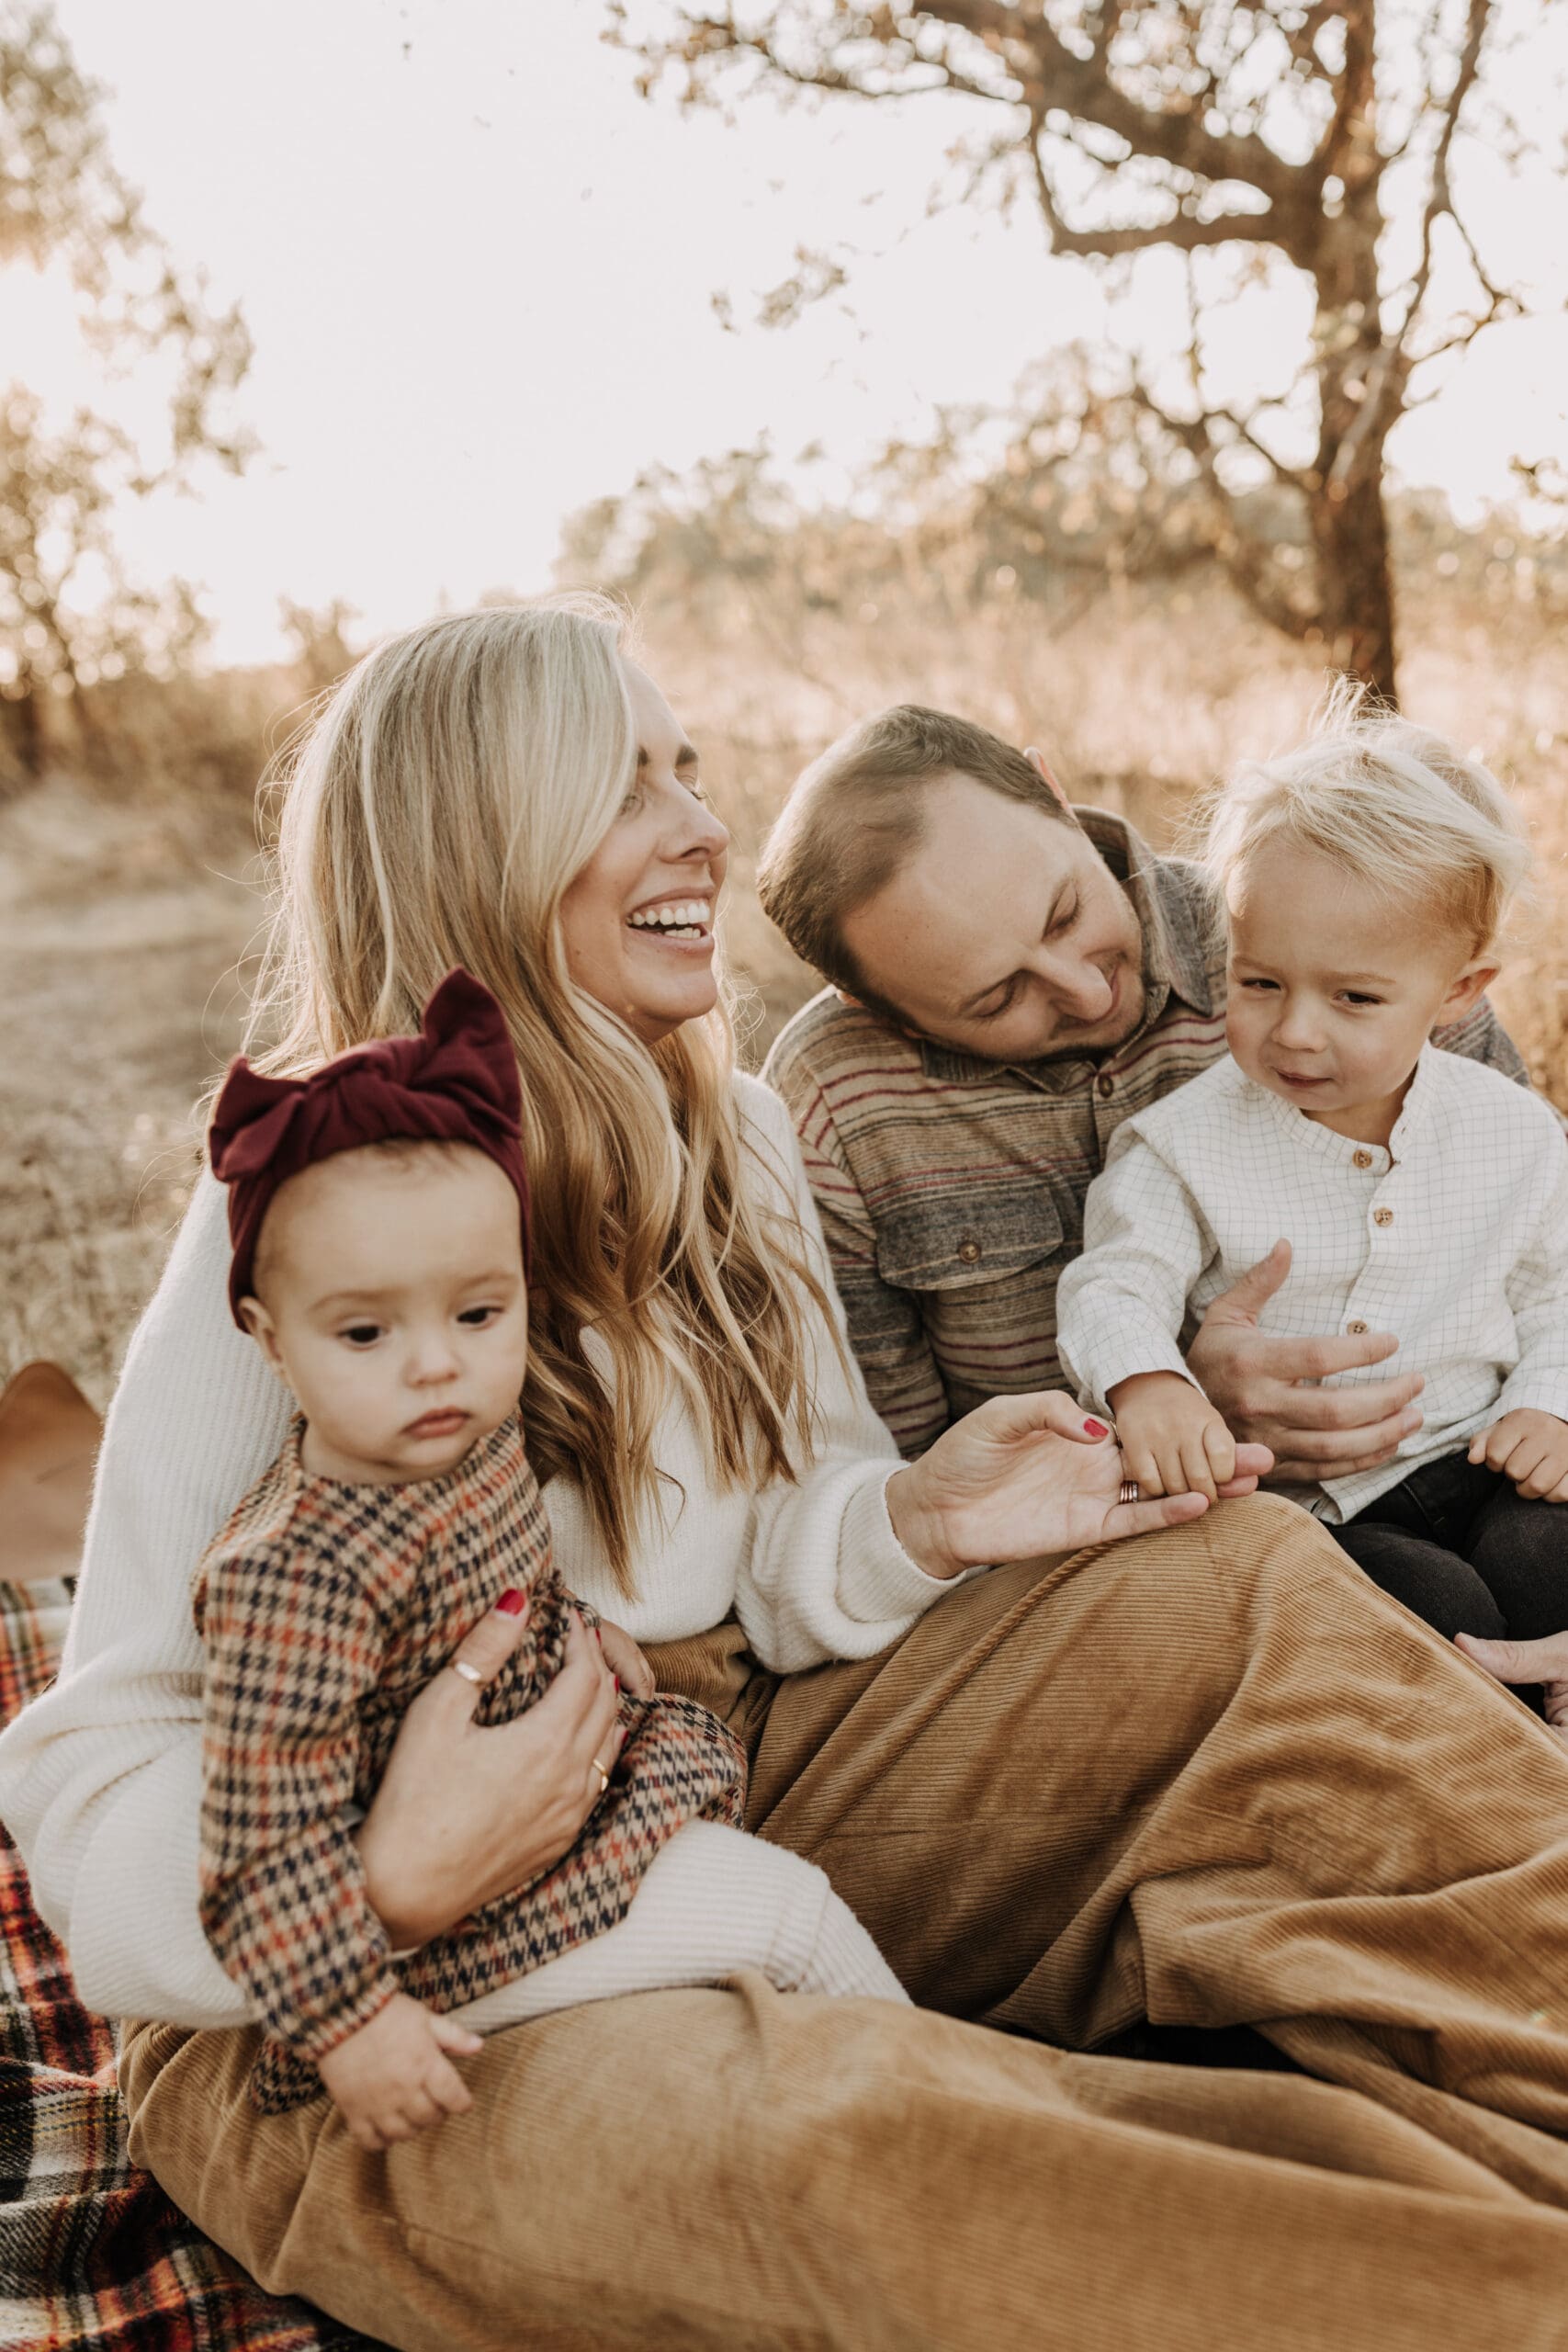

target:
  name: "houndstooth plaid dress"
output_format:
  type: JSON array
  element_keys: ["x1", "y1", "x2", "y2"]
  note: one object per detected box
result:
[{"x1": 192, "y1": 1411, "x2": 746, "y2": 2114}]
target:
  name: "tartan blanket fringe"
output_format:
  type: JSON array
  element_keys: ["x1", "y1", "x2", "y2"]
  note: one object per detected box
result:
[{"x1": 0, "y1": 1578, "x2": 380, "y2": 2352}]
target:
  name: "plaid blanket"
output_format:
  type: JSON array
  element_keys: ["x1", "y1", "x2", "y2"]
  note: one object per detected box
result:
[{"x1": 0, "y1": 1578, "x2": 383, "y2": 2352}]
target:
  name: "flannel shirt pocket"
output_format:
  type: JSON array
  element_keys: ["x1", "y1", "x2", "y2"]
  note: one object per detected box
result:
[{"x1": 873, "y1": 1182, "x2": 1066, "y2": 1295}]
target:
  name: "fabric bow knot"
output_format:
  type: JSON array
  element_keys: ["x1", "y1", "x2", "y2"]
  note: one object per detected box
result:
[{"x1": 209, "y1": 967, "x2": 532, "y2": 1323}]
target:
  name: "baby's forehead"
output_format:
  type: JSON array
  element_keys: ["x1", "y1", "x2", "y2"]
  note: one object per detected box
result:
[{"x1": 256, "y1": 1140, "x2": 522, "y2": 1294}]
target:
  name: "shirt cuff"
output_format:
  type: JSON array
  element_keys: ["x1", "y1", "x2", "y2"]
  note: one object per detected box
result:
[
  {"x1": 1081, "y1": 1336, "x2": 1197, "y2": 1417},
  {"x1": 835, "y1": 1464, "x2": 983, "y2": 1625},
  {"x1": 1493, "y1": 1377, "x2": 1568, "y2": 1426}
]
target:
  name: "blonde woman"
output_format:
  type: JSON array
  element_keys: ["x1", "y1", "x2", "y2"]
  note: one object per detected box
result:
[{"x1": 9, "y1": 600, "x2": 1568, "y2": 2349}]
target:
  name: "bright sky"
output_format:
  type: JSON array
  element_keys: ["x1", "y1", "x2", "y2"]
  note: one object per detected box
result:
[{"x1": 10, "y1": 0, "x2": 1568, "y2": 663}]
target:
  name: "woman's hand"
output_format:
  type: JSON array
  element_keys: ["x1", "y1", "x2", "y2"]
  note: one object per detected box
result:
[
  {"x1": 355, "y1": 1599, "x2": 625, "y2": 1951},
  {"x1": 885, "y1": 1392, "x2": 1273, "y2": 1582},
  {"x1": 1456, "y1": 1630, "x2": 1568, "y2": 1738}
]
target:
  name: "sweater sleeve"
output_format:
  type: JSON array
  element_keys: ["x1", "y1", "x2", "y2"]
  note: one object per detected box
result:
[
  {"x1": 197, "y1": 1527, "x2": 399, "y2": 2060},
  {"x1": 0, "y1": 1171, "x2": 290, "y2": 2026},
  {"x1": 728, "y1": 1078, "x2": 972, "y2": 1674},
  {"x1": 1056, "y1": 1127, "x2": 1212, "y2": 1413}
]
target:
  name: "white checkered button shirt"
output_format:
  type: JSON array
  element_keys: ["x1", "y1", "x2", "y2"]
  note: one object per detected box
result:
[{"x1": 1056, "y1": 1045, "x2": 1568, "y2": 1522}]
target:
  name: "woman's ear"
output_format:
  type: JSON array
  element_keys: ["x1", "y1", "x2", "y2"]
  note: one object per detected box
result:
[{"x1": 1436, "y1": 956, "x2": 1502, "y2": 1029}]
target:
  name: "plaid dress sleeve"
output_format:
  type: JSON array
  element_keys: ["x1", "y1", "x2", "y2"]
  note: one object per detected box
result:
[{"x1": 195, "y1": 1522, "x2": 397, "y2": 2066}]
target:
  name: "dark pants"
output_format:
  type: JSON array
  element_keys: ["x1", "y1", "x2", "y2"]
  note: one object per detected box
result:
[{"x1": 1333, "y1": 1453, "x2": 1568, "y2": 1660}]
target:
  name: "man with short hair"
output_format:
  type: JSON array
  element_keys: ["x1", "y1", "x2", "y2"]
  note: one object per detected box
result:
[{"x1": 760, "y1": 704, "x2": 1527, "y2": 1466}]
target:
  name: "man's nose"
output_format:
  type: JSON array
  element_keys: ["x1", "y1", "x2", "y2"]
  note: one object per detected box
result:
[{"x1": 1037, "y1": 952, "x2": 1114, "y2": 1022}]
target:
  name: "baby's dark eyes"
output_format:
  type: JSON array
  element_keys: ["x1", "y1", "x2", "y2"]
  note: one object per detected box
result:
[
  {"x1": 340, "y1": 1323, "x2": 383, "y2": 1348},
  {"x1": 457, "y1": 1304, "x2": 502, "y2": 1327}
]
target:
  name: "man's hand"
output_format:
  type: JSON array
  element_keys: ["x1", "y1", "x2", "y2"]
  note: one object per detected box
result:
[
  {"x1": 317, "y1": 1992, "x2": 483, "y2": 2153},
  {"x1": 1109, "y1": 1371, "x2": 1236, "y2": 1504},
  {"x1": 1468, "y1": 1410, "x2": 1568, "y2": 1501},
  {"x1": 1457, "y1": 1630, "x2": 1568, "y2": 1739},
  {"x1": 1186, "y1": 1239, "x2": 1425, "y2": 1486}
]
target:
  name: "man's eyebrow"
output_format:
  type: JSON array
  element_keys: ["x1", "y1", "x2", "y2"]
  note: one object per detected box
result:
[{"x1": 954, "y1": 884, "x2": 1069, "y2": 1014}]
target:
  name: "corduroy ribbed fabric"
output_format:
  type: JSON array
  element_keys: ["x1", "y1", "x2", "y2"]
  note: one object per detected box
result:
[{"x1": 122, "y1": 1495, "x2": 1568, "y2": 2350}]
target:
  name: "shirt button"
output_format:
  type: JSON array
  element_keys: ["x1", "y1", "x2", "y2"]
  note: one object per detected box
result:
[
  {"x1": 1347, "y1": 1319, "x2": 1369, "y2": 1335},
  {"x1": 1096, "y1": 1073, "x2": 1115, "y2": 1099},
  {"x1": 1352, "y1": 1149, "x2": 1373, "y2": 1170},
  {"x1": 957, "y1": 1238, "x2": 981, "y2": 1263},
  {"x1": 1373, "y1": 1207, "x2": 1393, "y2": 1227}
]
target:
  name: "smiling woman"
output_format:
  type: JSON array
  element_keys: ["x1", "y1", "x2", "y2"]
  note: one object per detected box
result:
[{"x1": 558, "y1": 665, "x2": 729, "y2": 1046}]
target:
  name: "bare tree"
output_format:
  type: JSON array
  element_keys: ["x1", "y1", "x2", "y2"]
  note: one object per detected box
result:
[
  {"x1": 613, "y1": 0, "x2": 1552, "y2": 700},
  {"x1": 0, "y1": 4, "x2": 252, "y2": 775}
]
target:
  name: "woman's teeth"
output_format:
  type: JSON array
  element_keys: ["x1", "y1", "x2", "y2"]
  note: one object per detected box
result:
[{"x1": 627, "y1": 900, "x2": 710, "y2": 937}]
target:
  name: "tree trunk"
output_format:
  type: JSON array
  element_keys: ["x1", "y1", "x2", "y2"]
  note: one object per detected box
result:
[
  {"x1": 0, "y1": 686, "x2": 44, "y2": 786},
  {"x1": 1307, "y1": 458, "x2": 1398, "y2": 705}
]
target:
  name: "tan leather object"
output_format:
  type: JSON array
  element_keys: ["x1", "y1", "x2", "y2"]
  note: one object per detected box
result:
[{"x1": 0, "y1": 1361, "x2": 102, "y2": 1585}]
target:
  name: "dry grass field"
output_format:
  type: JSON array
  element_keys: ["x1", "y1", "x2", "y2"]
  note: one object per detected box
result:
[{"x1": 4, "y1": 576, "x2": 1565, "y2": 1413}]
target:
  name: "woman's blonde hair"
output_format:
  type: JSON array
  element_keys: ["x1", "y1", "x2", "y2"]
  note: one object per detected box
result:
[
  {"x1": 239, "y1": 594, "x2": 832, "y2": 1590},
  {"x1": 1201, "y1": 681, "x2": 1531, "y2": 955}
]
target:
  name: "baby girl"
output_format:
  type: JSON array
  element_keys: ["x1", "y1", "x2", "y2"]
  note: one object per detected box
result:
[{"x1": 195, "y1": 967, "x2": 904, "y2": 2150}]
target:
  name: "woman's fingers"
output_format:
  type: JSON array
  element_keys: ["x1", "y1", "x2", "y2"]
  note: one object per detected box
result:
[
  {"x1": 596, "y1": 1614, "x2": 657, "y2": 1700},
  {"x1": 435, "y1": 1587, "x2": 533, "y2": 1721},
  {"x1": 1109, "y1": 1490, "x2": 1209, "y2": 1539}
]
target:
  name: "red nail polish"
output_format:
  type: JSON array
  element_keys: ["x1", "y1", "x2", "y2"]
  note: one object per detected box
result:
[
  {"x1": 613, "y1": 1674, "x2": 620, "y2": 1692},
  {"x1": 1084, "y1": 1418, "x2": 1109, "y2": 1438},
  {"x1": 495, "y1": 1589, "x2": 525, "y2": 1616}
]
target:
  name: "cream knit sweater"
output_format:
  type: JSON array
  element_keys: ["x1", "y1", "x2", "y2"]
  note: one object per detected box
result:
[{"x1": 0, "y1": 1074, "x2": 952, "y2": 2028}]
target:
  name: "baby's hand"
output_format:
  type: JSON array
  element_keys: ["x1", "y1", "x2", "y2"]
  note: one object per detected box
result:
[
  {"x1": 316, "y1": 1991, "x2": 483, "y2": 2152},
  {"x1": 1109, "y1": 1372, "x2": 1237, "y2": 1503},
  {"x1": 1468, "y1": 1410, "x2": 1568, "y2": 1502}
]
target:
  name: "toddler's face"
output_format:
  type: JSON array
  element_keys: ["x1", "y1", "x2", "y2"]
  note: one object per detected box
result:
[
  {"x1": 1224, "y1": 841, "x2": 1495, "y2": 1141},
  {"x1": 240, "y1": 1144, "x2": 531, "y2": 1484}
]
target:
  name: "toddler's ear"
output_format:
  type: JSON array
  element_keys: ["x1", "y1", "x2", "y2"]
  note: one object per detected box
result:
[
  {"x1": 1437, "y1": 956, "x2": 1502, "y2": 1027},
  {"x1": 237, "y1": 1295, "x2": 286, "y2": 1377}
]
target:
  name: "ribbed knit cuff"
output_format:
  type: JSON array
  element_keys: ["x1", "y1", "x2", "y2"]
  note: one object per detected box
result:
[{"x1": 834, "y1": 1464, "x2": 974, "y2": 1626}]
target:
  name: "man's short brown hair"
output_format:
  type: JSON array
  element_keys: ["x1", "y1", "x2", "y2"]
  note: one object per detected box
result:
[{"x1": 756, "y1": 705, "x2": 1073, "y2": 1000}]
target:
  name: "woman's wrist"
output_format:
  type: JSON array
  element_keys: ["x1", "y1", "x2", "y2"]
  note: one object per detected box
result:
[{"x1": 885, "y1": 1464, "x2": 966, "y2": 1582}]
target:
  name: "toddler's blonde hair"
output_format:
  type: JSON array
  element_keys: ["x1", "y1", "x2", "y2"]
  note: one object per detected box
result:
[{"x1": 1201, "y1": 681, "x2": 1530, "y2": 955}]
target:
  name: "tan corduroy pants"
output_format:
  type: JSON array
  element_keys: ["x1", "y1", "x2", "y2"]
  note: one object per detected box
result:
[{"x1": 122, "y1": 1496, "x2": 1568, "y2": 2350}]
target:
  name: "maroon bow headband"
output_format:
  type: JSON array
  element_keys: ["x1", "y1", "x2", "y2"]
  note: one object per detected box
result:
[{"x1": 209, "y1": 967, "x2": 532, "y2": 1326}]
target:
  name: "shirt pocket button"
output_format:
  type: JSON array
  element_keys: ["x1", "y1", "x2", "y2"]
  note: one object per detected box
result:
[{"x1": 957, "y1": 1239, "x2": 982, "y2": 1264}]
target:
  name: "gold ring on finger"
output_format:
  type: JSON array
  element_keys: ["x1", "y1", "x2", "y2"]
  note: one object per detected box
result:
[
  {"x1": 450, "y1": 1659, "x2": 486, "y2": 1686},
  {"x1": 1118, "y1": 1477, "x2": 1141, "y2": 1506},
  {"x1": 591, "y1": 1755, "x2": 610, "y2": 1796}
]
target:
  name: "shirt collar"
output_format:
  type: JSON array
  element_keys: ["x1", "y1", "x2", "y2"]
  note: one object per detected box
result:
[{"x1": 917, "y1": 804, "x2": 1217, "y2": 1089}]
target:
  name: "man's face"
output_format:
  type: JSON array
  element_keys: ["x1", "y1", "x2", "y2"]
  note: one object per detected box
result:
[{"x1": 838, "y1": 774, "x2": 1147, "y2": 1061}]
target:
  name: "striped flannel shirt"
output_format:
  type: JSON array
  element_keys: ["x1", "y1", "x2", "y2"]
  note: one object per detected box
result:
[
  {"x1": 194, "y1": 1410, "x2": 745, "y2": 2114},
  {"x1": 1057, "y1": 1046, "x2": 1568, "y2": 1522},
  {"x1": 761, "y1": 807, "x2": 1529, "y2": 1460}
]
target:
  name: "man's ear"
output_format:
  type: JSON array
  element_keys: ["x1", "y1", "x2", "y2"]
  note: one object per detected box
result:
[
  {"x1": 1024, "y1": 745, "x2": 1071, "y2": 810},
  {"x1": 1436, "y1": 956, "x2": 1501, "y2": 1029},
  {"x1": 238, "y1": 1295, "x2": 287, "y2": 1378}
]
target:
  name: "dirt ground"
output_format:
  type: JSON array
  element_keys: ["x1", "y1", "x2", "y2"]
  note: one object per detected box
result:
[{"x1": 0, "y1": 781, "x2": 264, "y2": 1410}]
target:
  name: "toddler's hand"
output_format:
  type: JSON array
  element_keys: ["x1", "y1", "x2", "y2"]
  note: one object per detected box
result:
[
  {"x1": 595, "y1": 1613, "x2": 656, "y2": 1700},
  {"x1": 1468, "y1": 1410, "x2": 1568, "y2": 1502},
  {"x1": 317, "y1": 1991, "x2": 482, "y2": 2152},
  {"x1": 1109, "y1": 1372, "x2": 1237, "y2": 1503}
]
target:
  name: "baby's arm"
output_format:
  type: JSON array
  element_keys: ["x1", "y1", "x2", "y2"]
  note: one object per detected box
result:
[
  {"x1": 1057, "y1": 1128, "x2": 1235, "y2": 1499},
  {"x1": 1472, "y1": 1128, "x2": 1568, "y2": 1500},
  {"x1": 197, "y1": 1532, "x2": 407, "y2": 2081},
  {"x1": 317, "y1": 1992, "x2": 482, "y2": 2151}
]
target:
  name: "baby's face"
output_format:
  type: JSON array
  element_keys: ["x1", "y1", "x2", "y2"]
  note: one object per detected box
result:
[
  {"x1": 241, "y1": 1143, "x2": 530, "y2": 1484},
  {"x1": 1224, "y1": 841, "x2": 1491, "y2": 1141}
]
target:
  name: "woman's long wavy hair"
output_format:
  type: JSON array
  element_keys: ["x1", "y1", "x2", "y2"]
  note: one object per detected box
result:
[{"x1": 238, "y1": 594, "x2": 831, "y2": 1591}]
